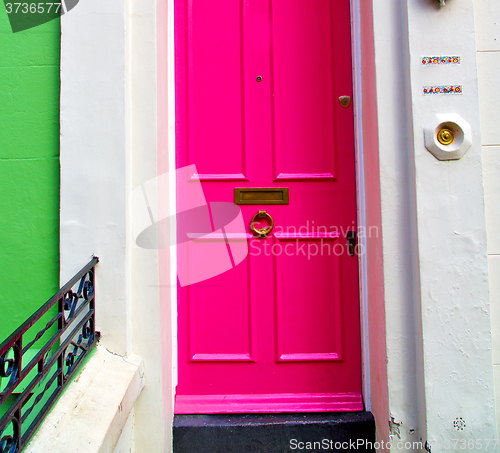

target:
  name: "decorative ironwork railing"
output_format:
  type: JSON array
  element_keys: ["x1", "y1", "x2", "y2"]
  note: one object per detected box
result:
[{"x1": 0, "y1": 257, "x2": 100, "y2": 453}]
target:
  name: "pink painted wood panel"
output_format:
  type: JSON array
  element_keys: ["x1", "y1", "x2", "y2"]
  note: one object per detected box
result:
[
  {"x1": 272, "y1": 0, "x2": 337, "y2": 180},
  {"x1": 274, "y1": 235, "x2": 343, "y2": 362},
  {"x1": 188, "y1": 254, "x2": 255, "y2": 362},
  {"x1": 176, "y1": 393, "x2": 363, "y2": 414},
  {"x1": 189, "y1": 0, "x2": 248, "y2": 180},
  {"x1": 175, "y1": 0, "x2": 361, "y2": 413}
]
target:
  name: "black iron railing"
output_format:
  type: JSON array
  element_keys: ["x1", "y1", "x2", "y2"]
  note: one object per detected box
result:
[{"x1": 0, "y1": 257, "x2": 100, "y2": 453}]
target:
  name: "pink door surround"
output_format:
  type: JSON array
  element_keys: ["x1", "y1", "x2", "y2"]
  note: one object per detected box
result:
[{"x1": 174, "y1": 0, "x2": 362, "y2": 414}]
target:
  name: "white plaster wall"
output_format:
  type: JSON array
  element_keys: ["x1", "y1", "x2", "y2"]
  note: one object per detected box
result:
[
  {"x1": 60, "y1": 0, "x2": 130, "y2": 356},
  {"x1": 372, "y1": 0, "x2": 498, "y2": 450},
  {"x1": 128, "y1": 0, "x2": 174, "y2": 451},
  {"x1": 60, "y1": 0, "x2": 169, "y2": 451},
  {"x1": 475, "y1": 0, "x2": 500, "y2": 439},
  {"x1": 371, "y1": 0, "x2": 423, "y2": 446},
  {"x1": 113, "y1": 409, "x2": 135, "y2": 453},
  {"x1": 404, "y1": 0, "x2": 497, "y2": 449}
]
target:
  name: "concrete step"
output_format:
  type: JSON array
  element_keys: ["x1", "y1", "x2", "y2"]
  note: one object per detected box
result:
[{"x1": 173, "y1": 412, "x2": 376, "y2": 453}]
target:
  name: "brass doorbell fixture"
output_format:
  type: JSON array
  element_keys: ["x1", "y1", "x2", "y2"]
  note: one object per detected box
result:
[
  {"x1": 437, "y1": 127, "x2": 455, "y2": 146},
  {"x1": 424, "y1": 113, "x2": 472, "y2": 161}
]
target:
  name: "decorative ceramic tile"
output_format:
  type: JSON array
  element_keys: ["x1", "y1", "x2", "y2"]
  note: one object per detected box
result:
[
  {"x1": 423, "y1": 85, "x2": 463, "y2": 95},
  {"x1": 422, "y1": 56, "x2": 461, "y2": 65}
]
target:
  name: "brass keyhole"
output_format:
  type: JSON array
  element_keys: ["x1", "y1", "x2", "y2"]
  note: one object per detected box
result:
[{"x1": 437, "y1": 127, "x2": 455, "y2": 146}]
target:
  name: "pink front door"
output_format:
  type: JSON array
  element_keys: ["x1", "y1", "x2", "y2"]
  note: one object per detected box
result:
[{"x1": 175, "y1": 0, "x2": 362, "y2": 413}]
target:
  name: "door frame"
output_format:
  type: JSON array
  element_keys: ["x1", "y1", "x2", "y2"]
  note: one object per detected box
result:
[
  {"x1": 349, "y1": 0, "x2": 371, "y2": 410},
  {"x1": 164, "y1": 0, "x2": 372, "y2": 412}
]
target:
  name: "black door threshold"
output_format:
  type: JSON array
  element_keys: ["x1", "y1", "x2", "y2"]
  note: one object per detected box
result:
[{"x1": 173, "y1": 412, "x2": 376, "y2": 453}]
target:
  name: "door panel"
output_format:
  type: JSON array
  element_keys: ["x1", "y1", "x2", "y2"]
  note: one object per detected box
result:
[
  {"x1": 175, "y1": 0, "x2": 362, "y2": 414},
  {"x1": 190, "y1": 0, "x2": 248, "y2": 180},
  {"x1": 272, "y1": 0, "x2": 336, "y2": 180},
  {"x1": 188, "y1": 253, "x2": 255, "y2": 362},
  {"x1": 274, "y1": 235, "x2": 343, "y2": 362}
]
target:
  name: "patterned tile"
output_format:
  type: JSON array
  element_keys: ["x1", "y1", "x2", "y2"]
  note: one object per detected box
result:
[
  {"x1": 422, "y1": 56, "x2": 461, "y2": 65},
  {"x1": 423, "y1": 85, "x2": 463, "y2": 95}
]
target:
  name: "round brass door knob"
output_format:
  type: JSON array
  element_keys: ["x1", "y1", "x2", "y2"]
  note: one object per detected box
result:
[{"x1": 437, "y1": 127, "x2": 455, "y2": 145}]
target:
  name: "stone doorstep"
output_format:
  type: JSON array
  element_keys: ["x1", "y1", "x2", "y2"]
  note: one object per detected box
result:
[{"x1": 174, "y1": 411, "x2": 376, "y2": 453}]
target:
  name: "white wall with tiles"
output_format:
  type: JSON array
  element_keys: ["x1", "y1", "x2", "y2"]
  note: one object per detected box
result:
[{"x1": 475, "y1": 0, "x2": 500, "y2": 435}]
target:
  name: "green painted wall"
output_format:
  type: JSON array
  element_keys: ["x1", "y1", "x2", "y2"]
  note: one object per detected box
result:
[{"x1": 0, "y1": 10, "x2": 60, "y2": 338}]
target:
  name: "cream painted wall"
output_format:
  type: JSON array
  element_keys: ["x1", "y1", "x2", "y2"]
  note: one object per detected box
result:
[
  {"x1": 60, "y1": 0, "x2": 171, "y2": 451},
  {"x1": 372, "y1": 0, "x2": 423, "y2": 447},
  {"x1": 475, "y1": 0, "x2": 500, "y2": 439},
  {"x1": 406, "y1": 0, "x2": 497, "y2": 448},
  {"x1": 373, "y1": 0, "x2": 498, "y2": 450}
]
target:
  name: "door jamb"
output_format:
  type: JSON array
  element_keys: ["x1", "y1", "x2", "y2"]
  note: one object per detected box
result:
[{"x1": 350, "y1": 0, "x2": 371, "y2": 411}]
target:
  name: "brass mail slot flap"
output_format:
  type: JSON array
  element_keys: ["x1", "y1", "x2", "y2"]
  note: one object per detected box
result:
[{"x1": 234, "y1": 188, "x2": 289, "y2": 205}]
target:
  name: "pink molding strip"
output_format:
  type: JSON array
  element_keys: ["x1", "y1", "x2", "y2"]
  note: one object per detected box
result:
[
  {"x1": 186, "y1": 233, "x2": 253, "y2": 240},
  {"x1": 191, "y1": 173, "x2": 248, "y2": 181},
  {"x1": 190, "y1": 353, "x2": 254, "y2": 362},
  {"x1": 175, "y1": 392, "x2": 363, "y2": 414},
  {"x1": 274, "y1": 232, "x2": 341, "y2": 240},
  {"x1": 278, "y1": 352, "x2": 341, "y2": 362},
  {"x1": 276, "y1": 172, "x2": 336, "y2": 180}
]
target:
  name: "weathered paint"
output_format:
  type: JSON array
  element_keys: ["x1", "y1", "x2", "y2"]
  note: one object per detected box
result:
[
  {"x1": 403, "y1": 0, "x2": 496, "y2": 448},
  {"x1": 0, "y1": 7, "x2": 60, "y2": 336},
  {"x1": 474, "y1": 0, "x2": 500, "y2": 440}
]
